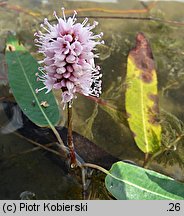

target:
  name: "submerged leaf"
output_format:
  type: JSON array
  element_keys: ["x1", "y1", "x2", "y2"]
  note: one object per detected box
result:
[
  {"x1": 155, "y1": 110, "x2": 184, "y2": 167},
  {"x1": 125, "y1": 33, "x2": 161, "y2": 153},
  {"x1": 105, "y1": 161, "x2": 184, "y2": 200},
  {"x1": 5, "y1": 34, "x2": 60, "y2": 127}
]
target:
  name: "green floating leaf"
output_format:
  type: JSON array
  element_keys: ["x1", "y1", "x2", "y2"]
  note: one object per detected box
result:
[
  {"x1": 125, "y1": 33, "x2": 161, "y2": 153},
  {"x1": 6, "y1": 34, "x2": 60, "y2": 127},
  {"x1": 105, "y1": 161, "x2": 184, "y2": 200}
]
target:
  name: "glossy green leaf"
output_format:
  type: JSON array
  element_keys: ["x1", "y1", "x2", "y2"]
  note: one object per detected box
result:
[
  {"x1": 6, "y1": 35, "x2": 60, "y2": 126},
  {"x1": 105, "y1": 161, "x2": 184, "y2": 200},
  {"x1": 125, "y1": 33, "x2": 161, "y2": 153}
]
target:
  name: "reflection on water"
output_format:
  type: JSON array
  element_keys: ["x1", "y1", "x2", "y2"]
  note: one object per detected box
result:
[
  {"x1": 0, "y1": 104, "x2": 23, "y2": 134},
  {"x1": 0, "y1": 0, "x2": 184, "y2": 199}
]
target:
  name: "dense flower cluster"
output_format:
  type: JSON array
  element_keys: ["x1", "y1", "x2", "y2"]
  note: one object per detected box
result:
[{"x1": 34, "y1": 8, "x2": 103, "y2": 108}]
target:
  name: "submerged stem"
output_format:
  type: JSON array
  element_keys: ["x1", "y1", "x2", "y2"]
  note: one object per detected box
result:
[
  {"x1": 49, "y1": 124, "x2": 68, "y2": 156},
  {"x1": 81, "y1": 163, "x2": 109, "y2": 175},
  {"x1": 143, "y1": 153, "x2": 150, "y2": 168},
  {"x1": 67, "y1": 102, "x2": 77, "y2": 167}
]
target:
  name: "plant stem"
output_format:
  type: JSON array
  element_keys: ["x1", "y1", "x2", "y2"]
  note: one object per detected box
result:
[
  {"x1": 49, "y1": 124, "x2": 68, "y2": 157},
  {"x1": 143, "y1": 153, "x2": 149, "y2": 167},
  {"x1": 1, "y1": 143, "x2": 56, "y2": 160},
  {"x1": 144, "y1": 149, "x2": 163, "y2": 169},
  {"x1": 67, "y1": 103, "x2": 77, "y2": 167},
  {"x1": 81, "y1": 163, "x2": 109, "y2": 176},
  {"x1": 47, "y1": 16, "x2": 184, "y2": 28}
]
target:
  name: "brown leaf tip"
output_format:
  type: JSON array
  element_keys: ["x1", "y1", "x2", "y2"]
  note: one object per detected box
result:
[
  {"x1": 135, "y1": 33, "x2": 154, "y2": 59},
  {"x1": 130, "y1": 32, "x2": 155, "y2": 84}
]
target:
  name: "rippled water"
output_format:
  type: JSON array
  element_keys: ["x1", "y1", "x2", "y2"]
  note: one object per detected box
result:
[{"x1": 0, "y1": 0, "x2": 184, "y2": 199}]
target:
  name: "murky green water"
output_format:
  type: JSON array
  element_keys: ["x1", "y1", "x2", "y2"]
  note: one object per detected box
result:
[{"x1": 1, "y1": 0, "x2": 184, "y2": 199}]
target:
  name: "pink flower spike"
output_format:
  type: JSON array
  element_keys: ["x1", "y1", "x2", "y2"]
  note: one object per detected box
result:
[{"x1": 34, "y1": 8, "x2": 103, "y2": 108}]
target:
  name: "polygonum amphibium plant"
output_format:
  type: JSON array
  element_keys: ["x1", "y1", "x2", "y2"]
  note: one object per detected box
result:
[
  {"x1": 34, "y1": 8, "x2": 103, "y2": 108},
  {"x1": 34, "y1": 8, "x2": 103, "y2": 166}
]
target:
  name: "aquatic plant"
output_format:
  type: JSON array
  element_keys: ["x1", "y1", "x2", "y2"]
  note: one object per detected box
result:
[
  {"x1": 33, "y1": 8, "x2": 104, "y2": 166},
  {"x1": 4, "y1": 5, "x2": 184, "y2": 200}
]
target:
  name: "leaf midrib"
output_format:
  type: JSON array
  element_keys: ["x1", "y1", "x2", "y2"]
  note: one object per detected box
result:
[
  {"x1": 140, "y1": 78, "x2": 149, "y2": 152},
  {"x1": 12, "y1": 41, "x2": 53, "y2": 127},
  {"x1": 108, "y1": 164, "x2": 177, "y2": 200}
]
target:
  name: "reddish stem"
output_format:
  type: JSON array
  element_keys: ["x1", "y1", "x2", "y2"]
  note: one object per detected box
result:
[
  {"x1": 67, "y1": 103, "x2": 77, "y2": 168},
  {"x1": 85, "y1": 95, "x2": 107, "y2": 106},
  {"x1": 80, "y1": 93, "x2": 118, "y2": 110}
]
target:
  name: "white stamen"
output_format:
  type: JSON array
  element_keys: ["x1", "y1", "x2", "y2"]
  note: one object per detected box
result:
[
  {"x1": 61, "y1": 7, "x2": 66, "y2": 22},
  {"x1": 40, "y1": 24, "x2": 51, "y2": 33},
  {"x1": 53, "y1": 11, "x2": 59, "y2": 21},
  {"x1": 38, "y1": 60, "x2": 44, "y2": 64},
  {"x1": 35, "y1": 86, "x2": 47, "y2": 93},
  {"x1": 82, "y1": 18, "x2": 88, "y2": 26},
  {"x1": 38, "y1": 67, "x2": 47, "y2": 75},
  {"x1": 35, "y1": 44, "x2": 42, "y2": 47},
  {"x1": 44, "y1": 18, "x2": 52, "y2": 29},
  {"x1": 72, "y1": 10, "x2": 77, "y2": 20}
]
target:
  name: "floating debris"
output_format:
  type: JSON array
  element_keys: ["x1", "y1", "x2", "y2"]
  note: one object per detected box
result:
[{"x1": 40, "y1": 101, "x2": 49, "y2": 108}]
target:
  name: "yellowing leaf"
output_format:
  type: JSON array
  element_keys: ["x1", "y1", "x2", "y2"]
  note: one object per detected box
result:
[{"x1": 125, "y1": 33, "x2": 161, "y2": 153}]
